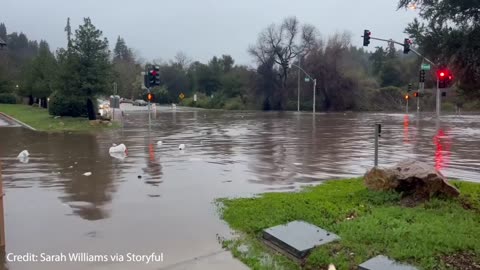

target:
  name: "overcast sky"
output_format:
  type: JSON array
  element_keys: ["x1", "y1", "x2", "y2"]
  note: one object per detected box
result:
[{"x1": 2, "y1": 0, "x2": 417, "y2": 65}]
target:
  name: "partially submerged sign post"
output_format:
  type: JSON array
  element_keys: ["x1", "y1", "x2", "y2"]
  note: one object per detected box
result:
[{"x1": 0, "y1": 161, "x2": 5, "y2": 249}]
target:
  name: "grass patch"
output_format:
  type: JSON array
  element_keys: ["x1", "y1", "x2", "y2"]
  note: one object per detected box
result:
[
  {"x1": 218, "y1": 178, "x2": 480, "y2": 270},
  {"x1": 0, "y1": 104, "x2": 119, "y2": 132}
]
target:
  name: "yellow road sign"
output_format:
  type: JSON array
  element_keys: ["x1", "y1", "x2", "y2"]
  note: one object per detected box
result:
[{"x1": 179, "y1": 93, "x2": 185, "y2": 100}]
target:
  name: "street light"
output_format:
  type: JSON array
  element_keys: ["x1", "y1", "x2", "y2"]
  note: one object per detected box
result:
[{"x1": 290, "y1": 63, "x2": 317, "y2": 114}]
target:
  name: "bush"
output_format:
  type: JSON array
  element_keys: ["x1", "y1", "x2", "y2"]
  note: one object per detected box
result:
[
  {"x1": 181, "y1": 97, "x2": 195, "y2": 107},
  {"x1": 442, "y1": 102, "x2": 456, "y2": 112},
  {"x1": 0, "y1": 93, "x2": 17, "y2": 104},
  {"x1": 224, "y1": 97, "x2": 246, "y2": 110},
  {"x1": 48, "y1": 92, "x2": 88, "y2": 117},
  {"x1": 463, "y1": 100, "x2": 480, "y2": 111},
  {"x1": 207, "y1": 94, "x2": 226, "y2": 109}
]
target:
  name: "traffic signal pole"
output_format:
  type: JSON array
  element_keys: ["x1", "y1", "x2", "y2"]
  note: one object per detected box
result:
[
  {"x1": 362, "y1": 34, "x2": 441, "y2": 117},
  {"x1": 147, "y1": 87, "x2": 151, "y2": 130},
  {"x1": 436, "y1": 77, "x2": 441, "y2": 117}
]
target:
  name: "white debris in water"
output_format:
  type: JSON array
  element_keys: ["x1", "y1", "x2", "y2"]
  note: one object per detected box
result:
[
  {"x1": 83, "y1": 172, "x2": 92, "y2": 176},
  {"x1": 17, "y1": 150, "x2": 29, "y2": 158},
  {"x1": 66, "y1": 201, "x2": 95, "y2": 209},
  {"x1": 293, "y1": 163, "x2": 303, "y2": 166},
  {"x1": 17, "y1": 150, "x2": 30, "y2": 163},
  {"x1": 157, "y1": 141, "x2": 163, "y2": 146},
  {"x1": 109, "y1": 143, "x2": 126, "y2": 153},
  {"x1": 68, "y1": 166, "x2": 73, "y2": 169},
  {"x1": 178, "y1": 144, "x2": 185, "y2": 150}
]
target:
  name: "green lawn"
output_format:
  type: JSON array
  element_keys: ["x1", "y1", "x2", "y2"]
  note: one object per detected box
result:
[
  {"x1": 218, "y1": 179, "x2": 480, "y2": 270},
  {"x1": 0, "y1": 104, "x2": 118, "y2": 132}
]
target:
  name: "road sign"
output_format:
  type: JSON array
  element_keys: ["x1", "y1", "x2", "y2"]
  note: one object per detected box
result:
[
  {"x1": 421, "y1": 64, "x2": 431, "y2": 70},
  {"x1": 304, "y1": 77, "x2": 310, "y2": 82},
  {"x1": 179, "y1": 93, "x2": 185, "y2": 100}
]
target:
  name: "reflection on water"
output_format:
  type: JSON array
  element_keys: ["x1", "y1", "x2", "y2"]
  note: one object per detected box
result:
[
  {"x1": 403, "y1": 115, "x2": 409, "y2": 144},
  {"x1": 0, "y1": 109, "x2": 480, "y2": 269},
  {"x1": 434, "y1": 128, "x2": 452, "y2": 171}
]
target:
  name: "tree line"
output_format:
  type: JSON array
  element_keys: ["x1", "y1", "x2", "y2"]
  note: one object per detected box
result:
[{"x1": 0, "y1": 0, "x2": 479, "y2": 118}]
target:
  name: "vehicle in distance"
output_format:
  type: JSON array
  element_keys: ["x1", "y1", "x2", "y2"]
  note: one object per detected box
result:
[
  {"x1": 120, "y1": 98, "x2": 133, "y2": 104},
  {"x1": 133, "y1": 99, "x2": 148, "y2": 106}
]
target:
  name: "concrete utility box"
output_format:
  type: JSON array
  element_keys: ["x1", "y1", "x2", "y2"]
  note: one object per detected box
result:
[
  {"x1": 262, "y1": 220, "x2": 340, "y2": 259},
  {"x1": 359, "y1": 255, "x2": 418, "y2": 270},
  {"x1": 110, "y1": 95, "x2": 120, "y2": 108}
]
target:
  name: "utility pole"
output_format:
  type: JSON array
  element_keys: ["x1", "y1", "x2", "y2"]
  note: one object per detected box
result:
[
  {"x1": 297, "y1": 56, "x2": 301, "y2": 112},
  {"x1": 148, "y1": 87, "x2": 151, "y2": 129},
  {"x1": 113, "y1": 82, "x2": 117, "y2": 121},
  {"x1": 406, "y1": 96, "x2": 409, "y2": 114},
  {"x1": 436, "y1": 77, "x2": 440, "y2": 117},
  {"x1": 313, "y1": 79, "x2": 317, "y2": 114},
  {"x1": 0, "y1": 161, "x2": 5, "y2": 250}
]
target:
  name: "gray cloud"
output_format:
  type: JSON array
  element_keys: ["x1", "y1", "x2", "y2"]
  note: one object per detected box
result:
[{"x1": 2, "y1": 0, "x2": 417, "y2": 65}]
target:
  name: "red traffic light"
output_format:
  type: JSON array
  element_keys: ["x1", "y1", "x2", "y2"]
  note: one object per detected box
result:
[
  {"x1": 147, "y1": 93, "x2": 154, "y2": 101},
  {"x1": 414, "y1": 92, "x2": 419, "y2": 97},
  {"x1": 405, "y1": 95, "x2": 409, "y2": 100},
  {"x1": 437, "y1": 69, "x2": 451, "y2": 79}
]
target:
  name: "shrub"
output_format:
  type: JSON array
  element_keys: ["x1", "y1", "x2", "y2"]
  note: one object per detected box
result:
[
  {"x1": 181, "y1": 97, "x2": 195, "y2": 107},
  {"x1": 442, "y1": 102, "x2": 456, "y2": 112},
  {"x1": 0, "y1": 93, "x2": 17, "y2": 104},
  {"x1": 48, "y1": 92, "x2": 88, "y2": 117},
  {"x1": 224, "y1": 97, "x2": 246, "y2": 110}
]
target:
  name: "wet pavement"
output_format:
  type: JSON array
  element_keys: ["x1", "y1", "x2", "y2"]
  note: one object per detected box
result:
[{"x1": 0, "y1": 107, "x2": 479, "y2": 269}]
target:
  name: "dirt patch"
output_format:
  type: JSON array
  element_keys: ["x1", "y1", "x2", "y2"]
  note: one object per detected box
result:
[{"x1": 441, "y1": 252, "x2": 480, "y2": 270}]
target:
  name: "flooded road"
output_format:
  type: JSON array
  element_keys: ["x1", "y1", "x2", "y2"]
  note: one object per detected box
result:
[{"x1": 0, "y1": 107, "x2": 479, "y2": 270}]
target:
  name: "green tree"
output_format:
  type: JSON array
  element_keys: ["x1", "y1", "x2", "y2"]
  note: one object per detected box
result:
[
  {"x1": 23, "y1": 40, "x2": 57, "y2": 107},
  {"x1": 0, "y1": 23, "x2": 6, "y2": 41},
  {"x1": 370, "y1": 47, "x2": 387, "y2": 75},
  {"x1": 219, "y1": 55, "x2": 234, "y2": 73},
  {"x1": 113, "y1": 36, "x2": 133, "y2": 62},
  {"x1": 57, "y1": 17, "x2": 112, "y2": 119},
  {"x1": 112, "y1": 36, "x2": 139, "y2": 99},
  {"x1": 398, "y1": 0, "x2": 480, "y2": 96},
  {"x1": 65, "y1": 17, "x2": 72, "y2": 49}
]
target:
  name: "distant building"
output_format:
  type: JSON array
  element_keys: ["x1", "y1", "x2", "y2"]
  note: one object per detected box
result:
[{"x1": 0, "y1": 37, "x2": 6, "y2": 48}]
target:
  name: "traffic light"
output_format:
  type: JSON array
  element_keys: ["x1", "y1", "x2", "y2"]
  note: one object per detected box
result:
[
  {"x1": 414, "y1": 92, "x2": 419, "y2": 97},
  {"x1": 405, "y1": 95, "x2": 409, "y2": 100},
  {"x1": 437, "y1": 69, "x2": 453, "y2": 88},
  {"x1": 363, "y1": 30, "x2": 371, "y2": 46},
  {"x1": 147, "y1": 93, "x2": 154, "y2": 102},
  {"x1": 419, "y1": 70, "x2": 425, "y2": 83},
  {"x1": 403, "y1": 38, "x2": 411, "y2": 54},
  {"x1": 153, "y1": 66, "x2": 160, "y2": 86},
  {"x1": 407, "y1": 83, "x2": 413, "y2": 92},
  {"x1": 145, "y1": 65, "x2": 161, "y2": 87}
]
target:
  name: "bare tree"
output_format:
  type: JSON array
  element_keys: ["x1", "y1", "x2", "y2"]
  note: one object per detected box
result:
[
  {"x1": 249, "y1": 17, "x2": 317, "y2": 88},
  {"x1": 172, "y1": 51, "x2": 192, "y2": 70}
]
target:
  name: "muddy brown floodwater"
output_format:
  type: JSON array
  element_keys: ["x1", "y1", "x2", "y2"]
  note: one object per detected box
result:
[{"x1": 0, "y1": 107, "x2": 479, "y2": 270}]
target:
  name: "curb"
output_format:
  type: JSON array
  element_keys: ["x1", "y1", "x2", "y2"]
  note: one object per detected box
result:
[{"x1": 0, "y1": 112, "x2": 37, "y2": 131}]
